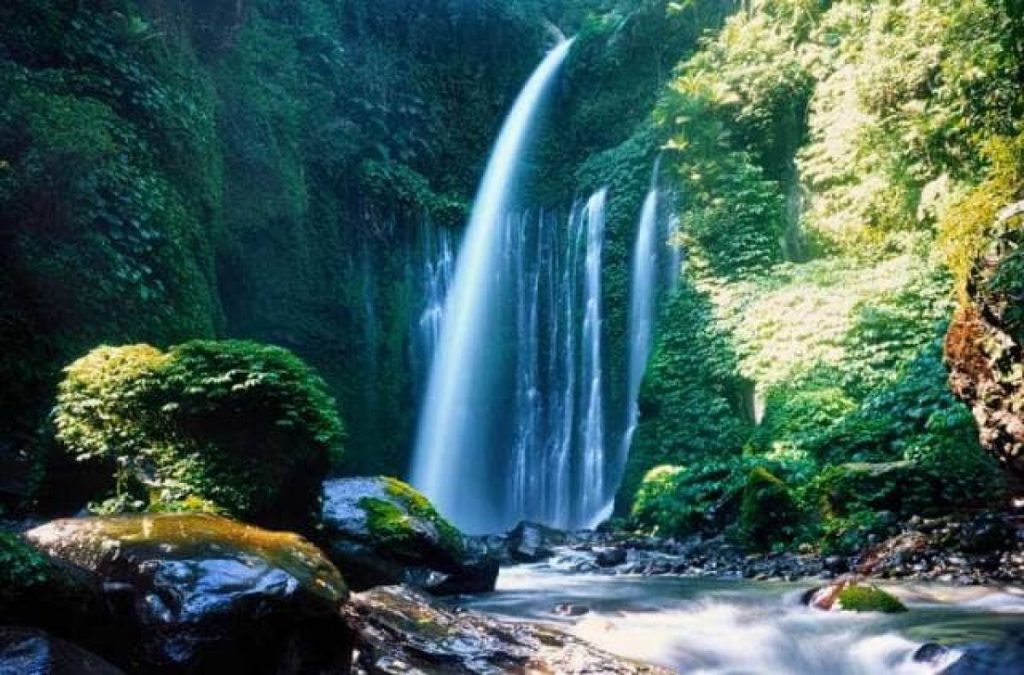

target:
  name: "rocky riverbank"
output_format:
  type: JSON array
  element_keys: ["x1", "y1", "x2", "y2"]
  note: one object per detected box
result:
[{"x1": 478, "y1": 512, "x2": 1024, "y2": 585}]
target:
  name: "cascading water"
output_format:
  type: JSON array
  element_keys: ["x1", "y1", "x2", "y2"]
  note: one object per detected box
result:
[
  {"x1": 505, "y1": 193, "x2": 608, "y2": 529},
  {"x1": 620, "y1": 166, "x2": 661, "y2": 476},
  {"x1": 411, "y1": 40, "x2": 574, "y2": 534},
  {"x1": 417, "y1": 220, "x2": 454, "y2": 364},
  {"x1": 578, "y1": 189, "x2": 607, "y2": 524},
  {"x1": 614, "y1": 161, "x2": 685, "y2": 503}
]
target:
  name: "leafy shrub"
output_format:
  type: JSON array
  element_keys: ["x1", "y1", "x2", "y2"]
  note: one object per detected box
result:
[
  {"x1": 0, "y1": 532, "x2": 51, "y2": 610},
  {"x1": 54, "y1": 340, "x2": 344, "y2": 528},
  {"x1": 739, "y1": 467, "x2": 800, "y2": 551},
  {"x1": 0, "y1": 532, "x2": 102, "y2": 633},
  {"x1": 632, "y1": 460, "x2": 750, "y2": 537},
  {"x1": 816, "y1": 509, "x2": 896, "y2": 556},
  {"x1": 809, "y1": 461, "x2": 922, "y2": 520},
  {"x1": 619, "y1": 282, "x2": 748, "y2": 508}
]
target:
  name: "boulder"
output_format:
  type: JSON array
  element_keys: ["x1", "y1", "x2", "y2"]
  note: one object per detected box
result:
[
  {"x1": 25, "y1": 513, "x2": 351, "y2": 674},
  {"x1": 320, "y1": 477, "x2": 497, "y2": 595},
  {"x1": 0, "y1": 627, "x2": 124, "y2": 675},
  {"x1": 804, "y1": 578, "x2": 907, "y2": 613},
  {"x1": 594, "y1": 546, "x2": 627, "y2": 568},
  {"x1": 344, "y1": 585, "x2": 671, "y2": 674},
  {"x1": 505, "y1": 520, "x2": 567, "y2": 562}
]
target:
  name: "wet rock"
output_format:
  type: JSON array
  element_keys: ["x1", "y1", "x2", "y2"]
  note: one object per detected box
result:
[
  {"x1": 805, "y1": 579, "x2": 907, "y2": 613},
  {"x1": 0, "y1": 627, "x2": 124, "y2": 675},
  {"x1": 554, "y1": 602, "x2": 590, "y2": 616},
  {"x1": 960, "y1": 513, "x2": 1017, "y2": 553},
  {"x1": 26, "y1": 513, "x2": 351, "y2": 674},
  {"x1": 913, "y1": 642, "x2": 951, "y2": 665},
  {"x1": 320, "y1": 477, "x2": 497, "y2": 595},
  {"x1": 595, "y1": 546, "x2": 627, "y2": 568},
  {"x1": 506, "y1": 520, "x2": 567, "y2": 562},
  {"x1": 345, "y1": 585, "x2": 670, "y2": 674},
  {"x1": 550, "y1": 552, "x2": 599, "y2": 573}
]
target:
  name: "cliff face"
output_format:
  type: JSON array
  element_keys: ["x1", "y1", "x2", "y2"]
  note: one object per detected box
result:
[{"x1": 946, "y1": 202, "x2": 1024, "y2": 486}]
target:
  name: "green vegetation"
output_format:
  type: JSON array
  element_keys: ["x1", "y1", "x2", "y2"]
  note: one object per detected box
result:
[
  {"x1": 837, "y1": 585, "x2": 908, "y2": 613},
  {"x1": 54, "y1": 340, "x2": 343, "y2": 528},
  {"x1": 0, "y1": 531, "x2": 101, "y2": 632},
  {"x1": 0, "y1": 0, "x2": 1020, "y2": 563},
  {"x1": 0, "y1": 532, "x2": 52, "y2": 610},
  {"x1": 624, "y1": 0, "x2": 1021, "y2": 551},
  {"x1": 740, "y1": 468, "x2": 800, "y2": 552}
]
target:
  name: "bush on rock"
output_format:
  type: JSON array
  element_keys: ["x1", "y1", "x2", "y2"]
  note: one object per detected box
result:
[{"x1": 54, "y1": 340, "x2": 344, "y2": 529}]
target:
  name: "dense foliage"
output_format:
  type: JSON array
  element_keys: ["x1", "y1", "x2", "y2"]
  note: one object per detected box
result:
[
  {"x1": 0, "y1": 0, "x2": 1021, "y2": 558},
  {"x1": 624, "y1": 0, "x2": 1023, "y2": 551},
  {"x1": 54, "y1": 340, "x2": 343, "y2": 528}
]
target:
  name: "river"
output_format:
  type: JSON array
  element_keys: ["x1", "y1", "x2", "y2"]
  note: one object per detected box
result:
[{"x1": 459, "y1": 565, "x2": 1024, "y2": 674}]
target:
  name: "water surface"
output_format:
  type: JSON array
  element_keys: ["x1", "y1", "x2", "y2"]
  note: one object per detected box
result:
[{"x1": 459, "y1": 566, "x2": 1024, "y2": 674}]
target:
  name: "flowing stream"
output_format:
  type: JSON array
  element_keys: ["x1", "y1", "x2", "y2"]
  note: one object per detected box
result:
[{"x1": 460, "y1": 566, "x2": 1024, "y2": 674}]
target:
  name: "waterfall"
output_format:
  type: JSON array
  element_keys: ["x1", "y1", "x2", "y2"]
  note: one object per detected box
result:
[
  {"x1": 417, "y1": 220, "x2": 454, "y2": 365},
  {"x1": 411, "y1": 40, "x2": 574, "y2": 534},
  {"x1": 620, "y1": 162, "x2": 663, "y2": 481},
  {"x1": 579, "y1": 189, "x2": 607, "y2": 523}
]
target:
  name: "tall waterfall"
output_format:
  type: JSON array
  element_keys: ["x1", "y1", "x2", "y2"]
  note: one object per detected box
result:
[{"x1": 411, "y1": 40, "x2": 574, "y2": 534}]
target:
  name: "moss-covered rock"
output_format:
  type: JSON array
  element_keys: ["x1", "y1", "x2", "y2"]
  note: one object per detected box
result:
[
  {"x1": 807, "y1": 579, "x2": 907, "y2": 614},
  {"x1": 53, "y1": 340, "x2": 344, "y2": 529},
  {"x1": 320, "y1": 477, "x2": 496, "y2": 595},
  {"x1": 836, "y1": 585, "x2": 908, "y2": 613},
  {"x1": 26, "y1": 513, "x2": 351, "y2": 674}
]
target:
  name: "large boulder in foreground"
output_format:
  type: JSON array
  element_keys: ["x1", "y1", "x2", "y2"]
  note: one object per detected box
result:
[
  {"x1": 0, "y1": 627, "x2": 124, "y2": 675},
  {"x1": 320, "y1": 477, "x2": 497, "y2": 595},
  {"x1": 345, "y1": 585, "x2": 671, "y2": 674},
  {"x1": 25, "y1": 513, "x2": 351, "y2": 674}
]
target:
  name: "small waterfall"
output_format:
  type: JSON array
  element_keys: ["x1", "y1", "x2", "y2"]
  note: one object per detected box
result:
[
  {"x1": 579, "y1": 189, "x2": 607, "y2": 523},
  {"x1": 411, "y1": 40, "x2": 574, "y2": 534},
  {"x1": 621, "y1": 174, "x2": 660, "y2": 472},
  {"x1": 417, "y1": 221, "x2": 454, "y2": 365},
  {"x1": 619, "y1": 160, "x2": 683, "y2": 491}
]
